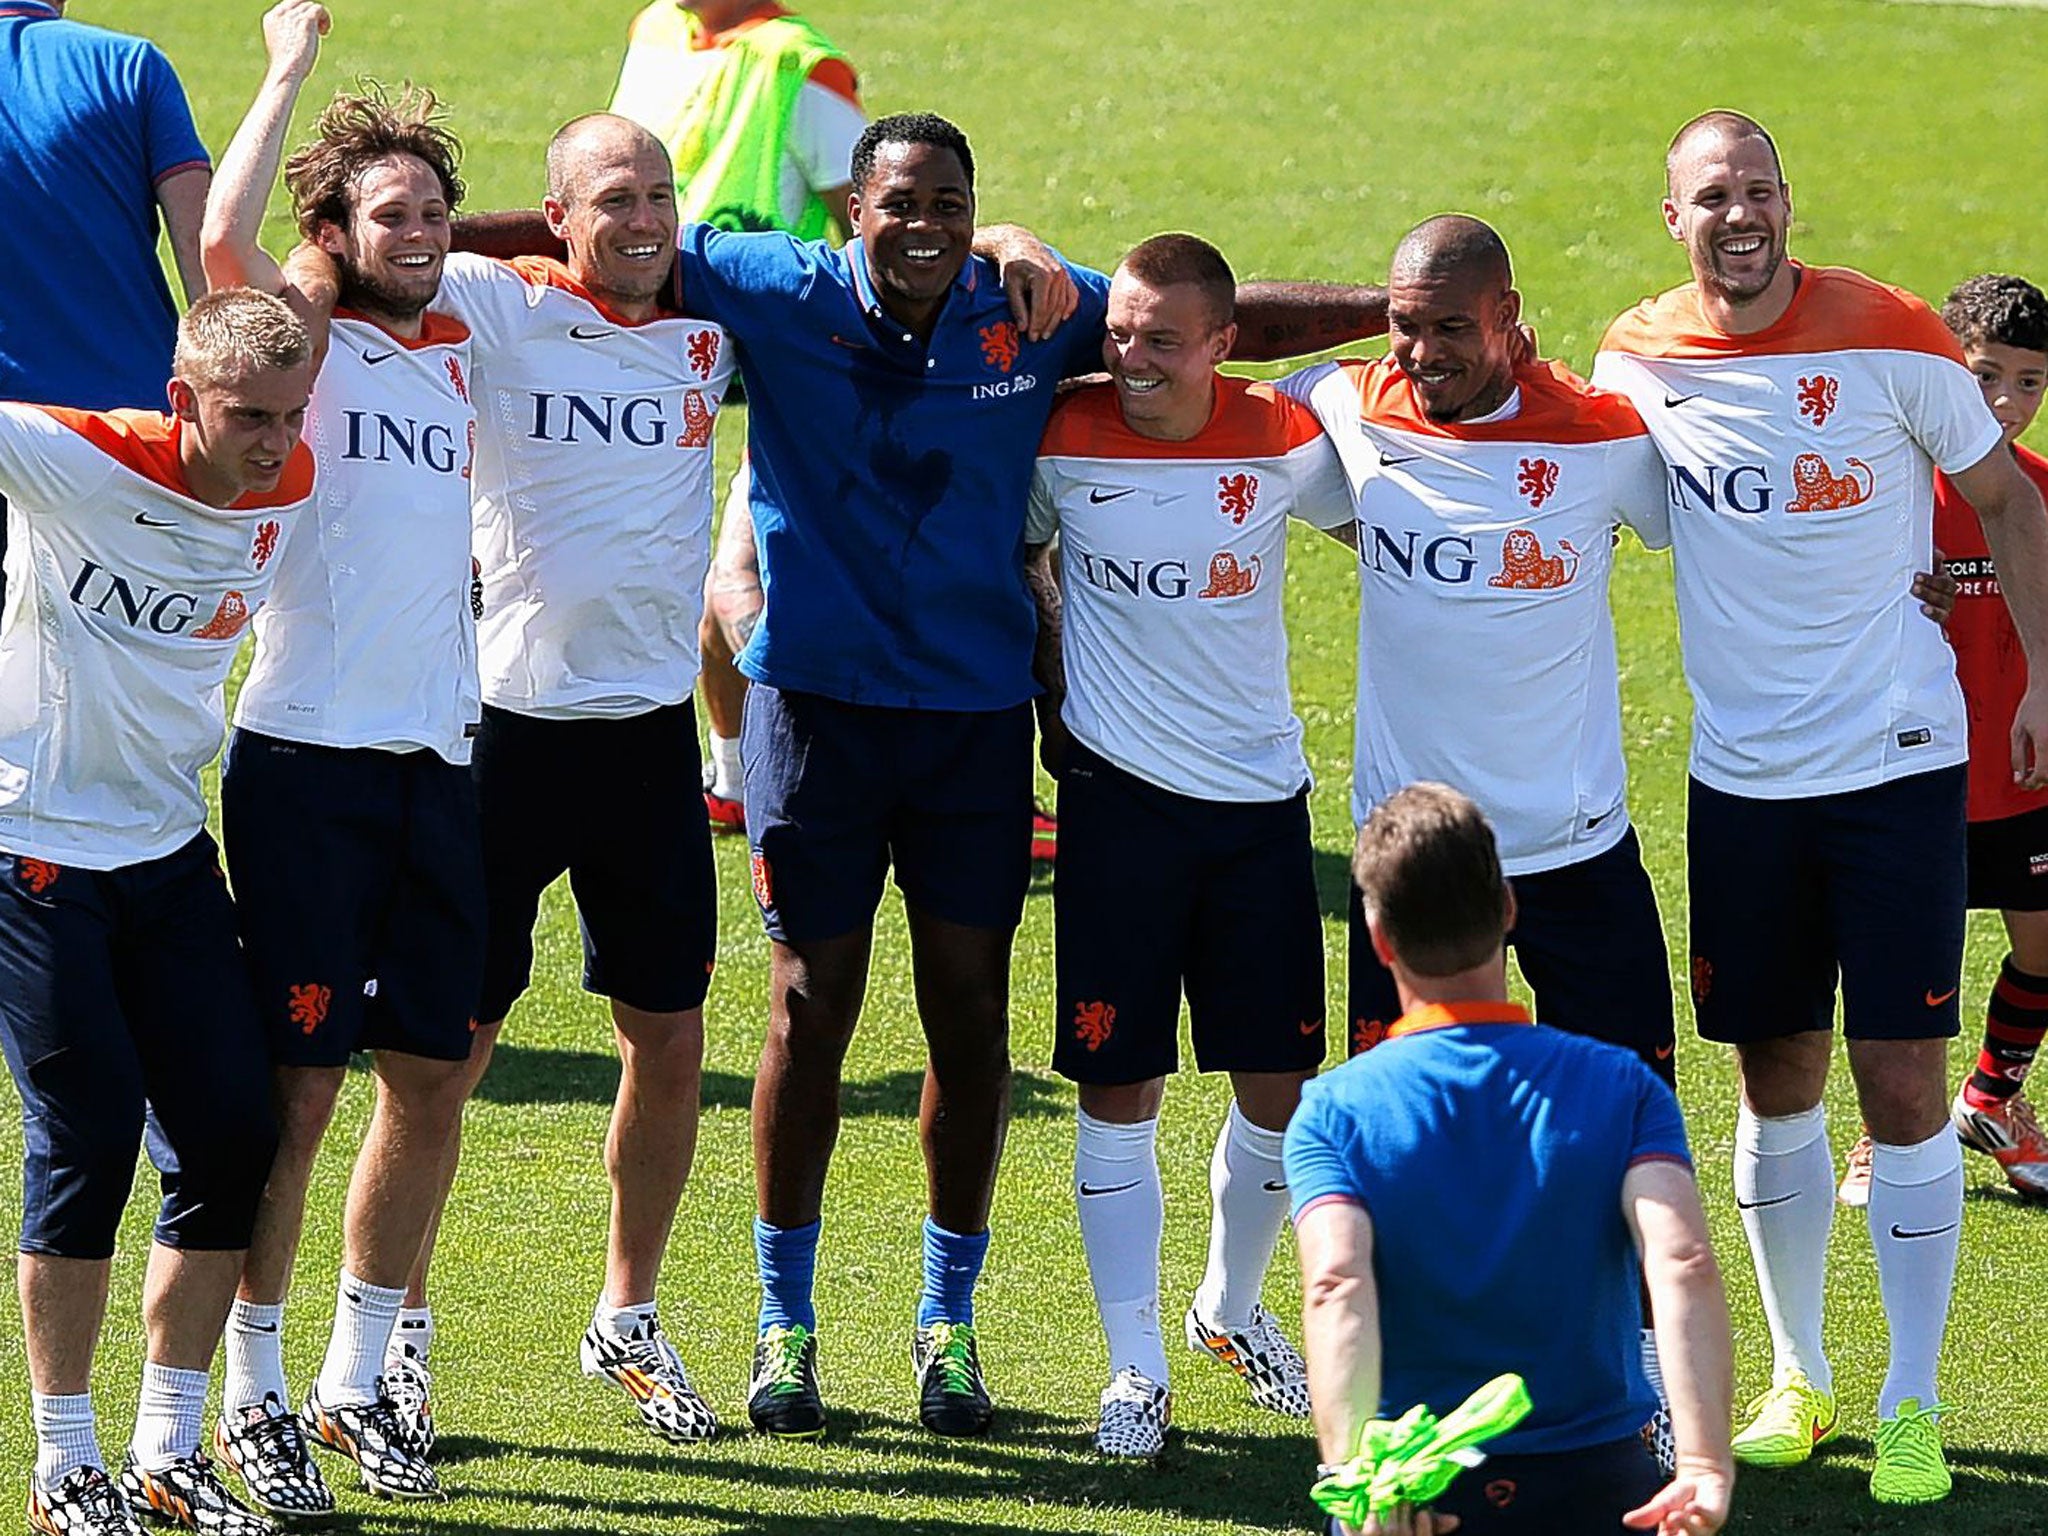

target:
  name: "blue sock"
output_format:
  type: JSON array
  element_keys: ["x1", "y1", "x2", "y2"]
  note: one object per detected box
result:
[
  {"x1": 916, "y1": 1217, "x2": 990, "y2": 1328},
  {"x1": 755, "y1": 1217, "x2": 820, "y2": 1333}
]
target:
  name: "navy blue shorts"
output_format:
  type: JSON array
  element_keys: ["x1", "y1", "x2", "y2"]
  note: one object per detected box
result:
[
  {"x1": 472, "y1": 702, "x2": 716, "y2": 1021},
  {"x1": 222, "y1": 731, "x2": 485, "y2": 1067},
  {"x1": 1325, "y1": 1434, "x2": 1660, "y2": 1535},
  {"x1": 1687, "y1": 767, "x2": 1966, "y2": 1043},
  {"x1": 1348, "y1": 827, "x2": 1675, "y2": 1083},
  {"x1": 1967, "y1": 802, "x2": 2048, "y2": 912},
  {"x1": 741, "y1": 684, "x2": 1034, "y2": 943},
  {"x1": 0, "y1": 835, "x2": 277, "y2": 1257},
  {"x1": 1051, "y1": 743, "x2": 1325, "y2": 1085}
]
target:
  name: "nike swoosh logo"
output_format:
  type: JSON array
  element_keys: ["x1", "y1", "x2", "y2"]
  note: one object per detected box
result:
[
  {"x1": 1735, "y1": 1192, "x2": 1798, "y2": 1210},
  {"x1": 1378, "y1": 450, "x2": 1420, "y2": 467},
  {"x1": 1299, "y1": 1019, "x2": 1323, "y2": 1036},
  {"x1": 249, "y1": 1322, "x2": 279, "y2": 1333},
  {"x1": 1925, "y1": 988, "x2": 1958, "y2": 1007},
  {"x1": 1261, "y1": 1179, "x2": 1289, "y2": 1193},
  {"x1": 132, "y1": 513, "x2": 177, "y2": 528},
  {"x1": 1663, "y1": 393, "x2": 1701, "y2": 408},
  {"x1": 1079, "y1": 1181, "x2": 1139, "y2": 1198},
  {"x1": 1890, "y1": 1222, "x2": 1958, "y2": 1240},
  {"x1": 1088, "y1": 488, "x2": 1136, "y2": 505},
  {"x1": 362, "y1": 349, "x2": 397, "y2": 366},
  {"x1": 569, "y1": 325, "x2": 616, "y2": 341},
  {"x1": 829, "y1": 334, "x2": 868, "y2": 351}
]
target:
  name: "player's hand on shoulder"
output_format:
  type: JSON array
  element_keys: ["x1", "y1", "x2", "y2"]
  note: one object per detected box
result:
[
  {"x1": 1912, "y1": 549, "x2": 1957, "y2": 625},
  {"x1": 1622, "y1": 1464, "x2": 1732, "y2": 1535},
  {"x1": 262, "y1": 0, "x2": 331, "y2": 83},
  {"x1": 983, "y1": 225, "x2": 1078, "y2": 342}
]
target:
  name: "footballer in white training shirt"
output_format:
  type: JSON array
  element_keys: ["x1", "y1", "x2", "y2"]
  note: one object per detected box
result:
[
  {"x1": 1592, "y1": 110, "x2": 2048, "y2": 1505},
  {"x1": 0, "y1": 288, "x2": 314, "y2": 1536},
  {"x1": 199, "y1": 4, "x2": 480, "y2": 1508},
  {"x1": 1026, "y1": 234, "x2": 1350, "y2": 1461}
]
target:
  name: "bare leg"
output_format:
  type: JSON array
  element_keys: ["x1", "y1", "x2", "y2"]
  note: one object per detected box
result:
[
  {"x1": 602, "y1": 1003, "x2": 703, "y2": 1306},
  {"x1": 752, "y1": 931, "x2": 872, "y2": 1228},
  {"x1": 908, "y1": 909, "x2": 1014, "y2": 1233},
  {"x1": 21, "y1": 1255, "x2": 110, "y2": 1396}
]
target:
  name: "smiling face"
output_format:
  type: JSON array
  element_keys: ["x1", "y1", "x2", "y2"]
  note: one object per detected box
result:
[
  {"x1": 316, "y1": 153, "x2": 450, "y2": 326},
  {"x1": 1664, "y1": 127, "x2": 1793, "y2": 318},
  {"x1": 849, "y1": 141, "x2": 975, "y2": 331},
  {"x1": 1102, "y1": 270, "x2": 1234, "y2": 440},
  {"x1": 1965, "y1": 341, "x2": 2048, "y2": 448},
  {"x1": 169, "y1": 360, "x2": 314, "y2": 506},
  {"x1": 1386, "y1": 264, "x2": 1520, "y2": 423},
  {"x1": 545, "y1": 125, "x2": 679, "y2": 318}
]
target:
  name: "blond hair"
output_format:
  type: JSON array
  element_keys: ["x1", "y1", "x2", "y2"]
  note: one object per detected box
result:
[{"x1": 173, "y1": 289, "x2": 312, "y2": 392}]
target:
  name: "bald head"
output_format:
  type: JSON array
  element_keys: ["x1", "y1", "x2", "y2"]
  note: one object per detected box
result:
[
  {"x1": 1666, "y1": 111, "x2": 1782, "y2": 195},
  {"x1": 1390, "y1": 215, "x2": 1512, "y2": 296},
  {"x1": 546, "y1": 112, "x2": 670, "y2": 207}
]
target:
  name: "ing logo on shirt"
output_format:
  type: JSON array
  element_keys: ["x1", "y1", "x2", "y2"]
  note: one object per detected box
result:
[
  {"x1": 1516, "y1": 457, "x2": 1559, "y2": 509},
  {"x1": 687, "y1": 330, "x2": 722, "y2": 379},
  {"x1": 978, "y1": 321, "x2": 1020, "y2": 375},
  {"x1": 251, "y1": 520, "x2": 281, "y2": 572},
  {"x1": 1197, "y1": 551, "x2": 1262, "y2": 598},
  {"x1": 675, "y1": 391, "x2": 714, "y2": 449},
  {"x1": 1488, "y1": 529, "x2": 1578, "y2": 590},
  {"x1": 1073, "y1": 999, "x2": 1116, "y2": 1051},
  {"x1": 1796, "y1": 374, "x2": 1839, "y2": 427},
  {"x1": 1216, "y1": 472, "x2": 1260, "y2": 526},
  {"x1": 1786, "y1": 453, "x2": 1873, "y2": 512}
]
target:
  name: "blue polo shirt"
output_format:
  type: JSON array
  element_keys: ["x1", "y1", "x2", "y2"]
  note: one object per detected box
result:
[
  {"x1": 677, "y1": 225, "x2": 1110, "y2": 709},
  {"x1": 1284, "y1": 1002, "x2": 1692, "y2": 1457},
  {"x1": 0, "y1": 2, "x2": 209, "y2": 409}
]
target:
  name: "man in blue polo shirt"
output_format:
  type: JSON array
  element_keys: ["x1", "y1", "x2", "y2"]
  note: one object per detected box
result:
[
  {"x1": 1286, "y1": 783, "x2": 1735, "y2": 1535},
  {"x1": 661, "y1": 111, "x2": 1391, "y2": 1441}
]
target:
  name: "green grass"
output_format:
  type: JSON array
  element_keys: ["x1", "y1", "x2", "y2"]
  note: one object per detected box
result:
[{"x1": 7, "y1": 1, "x2": 2048, "y2": 1531}]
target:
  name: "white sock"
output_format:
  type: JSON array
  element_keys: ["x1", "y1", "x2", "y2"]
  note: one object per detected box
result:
[
  {"x1": 1733, "y1": 1104, "x2": 1834, "y2": 1394},
  {"x1": 594, "y1": 1297, "x2": 659, "y2": 1337},
  {"x1": 389, "y1": 1306, "x2": 434, "y2": 1364},
  {"x1": 223, "y1": 1298, "x2": 288, "y2": 1415},
  {"x1": 128, "y1": 1363, "x2": 207, "y2": 1471},
  {"x1": 1192, "y1": 1102, "x2": 1291, "y2": 1330},
  {"x1": 32, "y1": 1392, "x2": 99, "y2": 1493},
  {"x1": 313, "y1": 1271, "x2": 404, "y2": 1408},
  {"x1": 708, "y1": 732, "x2": 744, "y2": 802},
  {"x1": 1867, "y1": 1127, "x2": 1962, "y2": 1417},
  {"x1": 1075, "y1": 1110, "x2": 1167, "y2": 1384}
]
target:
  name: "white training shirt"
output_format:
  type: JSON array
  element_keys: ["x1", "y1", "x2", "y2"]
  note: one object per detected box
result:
[
  {"x1": 435, "y1": 254, "x2": 735, "y2": 719},
  {"x1": 1279, "y1": 358, "x2": 1668, "y2": 875},
  {"x1": 0, "y1": 405, "x2": 315, "y2": 868},
  {"x1": 1594, "y1": 264, "x2": 2001, "y2": 798},
  {"x1": 1027, "y1": 376, "x2": 1352, "y2": 802},
  {"x1": 233, "y1": 311, "x2": 480, "y2": 761}
]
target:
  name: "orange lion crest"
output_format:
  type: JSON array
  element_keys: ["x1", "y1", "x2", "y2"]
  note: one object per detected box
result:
[
  {"x1": 750, "y1": 850, "x2": 774, "y2": 911},
  {"x1": 687, "y1": 330, "x2": 722, "y2": 379},
  {"x1": 1073, "y1": 999, "x2": 1116, "y2": 1052},
  {"x1": 1197, "y1": 551, "x2": 1262, "y2": 599},
  {"x1": 1516, "y1": 457, "x2": 1560, "y2": 508},
  {"x1": 675, "y1": 390, "x2": 714, "y2": 449},
  {"x1": 1350, "y1": 1016, "x2": 1389, "y2": 1056},
  {"x1": 444, "y1": 356, "x2": 470, "y2": 403},
  {"x1": 288, "y1": 982, "x2": 332, "y2": 1035},
  {"x1": 16, "y1": 858, "x2": 59, "y2": 895},
  {"x1": 978, "y1": 321, "x2": 1019, "y2": 374},
  {"x1": 1786, "y1": 452, "x2": 1872, "y2": 512},
  {"x1": 1489, "y1": 528, "x2": 1579, "y2": 590},
  {"x1": 192, "y1": 591, "x2": 252, "y2": 640},
  {"x1": 1796, "y1": 374, "x2": 1838, "y2": 427},
  {"x1": 1216, "y1": 472, "x2": 1260, "y2": 525}
]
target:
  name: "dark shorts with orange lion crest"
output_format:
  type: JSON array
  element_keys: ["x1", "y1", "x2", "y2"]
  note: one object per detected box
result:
[{"x1": 1052, "y1": 740, "x2": 1325, "y2": 1085}]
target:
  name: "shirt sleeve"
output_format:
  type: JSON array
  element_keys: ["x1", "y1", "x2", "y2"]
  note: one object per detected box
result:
[
  {"x1": 788, "y1": 75, "x2": 866, "y2": 195},
  {"x1": 1284, "y1": 1079, "x2": 1371, "y2": 1219},
  {"x1": 1893, "y1": 352, "x2": 2007, "y2": 477},
  {"x1": 1025, "y1": 465, "x2": 1061, "y2": 545},
  {"x1": 1283, "y1": 433, "x2": 1354, "y2": 531},
  {"x1": 1055, "y1": 261, "x2": 1114, "y2": 381},
  {"x1": 1628, "y1": 1066, "x2": 1693, "y2": 1169},
  {"x1": 431, "y1": 255, "x2": 531, "y2": 353},
  {"x1": 0, "y1": 406, "x2": 109, "y2": 513},
  {"x1": 1273, "y1": 359, "x2": 1343, "y2": 415},
  {"x1": 138, "y1": 44, "x2": 209, "y2": 182},
  {"x1": 1611, "y1": 435, "x2": 1671, "y2": 550},
  {"x1": 674, "y1": 224, "x2": 813, "y2": 334}
]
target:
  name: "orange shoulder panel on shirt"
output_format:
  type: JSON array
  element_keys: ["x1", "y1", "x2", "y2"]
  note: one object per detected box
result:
[
  {"x1": 1600, "y1": 264, "x2": 1965, "y2": 364},
  {"x1": 333, "y1": 308, "x2": 472, "y2": 349},
  {"x1": 34, "y1": 407, "x2": 314, "y2": 507},
  {"x1": 1346, "y1": 356, "x2": 1647, "y2": 444},
  {"x1": 1038, "y1": 376, "x2": 1325, "y2": 461},
  {"x1": 804, "y1": 56, "x2": 861, "y2": 109},
  {"x1": 504, "y1": 255, "x2": 675, "y2": 327}
]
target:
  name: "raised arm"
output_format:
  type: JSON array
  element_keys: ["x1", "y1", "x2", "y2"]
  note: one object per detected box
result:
[
  {"x1": 1621, "y1": 1160, "x2": 1734, "y2": 1535},
  {"x1": 202, "y1": 0, "x2": 331, "y2": 296},
  {"x1": 1950, "y1": 446, "x2": 2048, "y2": 787},
  {"x1": 1231, "y1": 281, "x2": 1388, "y2": 363},
  {"x1": 156, "y1": 165, "x2": 212, "y2": 306}
]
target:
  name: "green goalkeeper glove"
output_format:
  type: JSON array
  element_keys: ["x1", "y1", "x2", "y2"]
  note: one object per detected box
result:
[{"x1": 1310, "y1": 1373, "x2": 1533, "y2": 1528}]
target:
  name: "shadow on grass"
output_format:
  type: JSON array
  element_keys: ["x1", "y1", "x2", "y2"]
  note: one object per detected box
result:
[
  {"x1": 427, "y1": 1407, "x2": 1311, "y2": 1532},
  {"x1": 1726, "y1": 1442, "x2": 2048, "y2": 1533},
  {"x1": 1313, "y1": 847, "x2": 1353, "y2": 923},
  {"x1": 471, "y1": 1046, "x2": 1065, "y2": 1120}
]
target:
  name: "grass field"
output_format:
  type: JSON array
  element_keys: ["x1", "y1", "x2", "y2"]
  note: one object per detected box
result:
[{"x1": 7, "y1": 1, "x2": 2048, "y2": 1531}]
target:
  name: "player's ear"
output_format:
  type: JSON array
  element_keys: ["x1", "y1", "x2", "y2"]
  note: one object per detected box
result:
[
  {"x1": 1366, "y1": 912, "x2": 1397, "y2": 969},
  {"x1": 1501, "y1": 879, "x2": 1518, "y2": 935},
  {"x1": 1211, "y1": 320, "x2": 1238, "y2": 365},
  {"x1": 313, "y1": 220, "x2": 347, "y2": 259},
  {"x1": 542, "y1": 196, "x2": 572, "y2": 240},
  {"x1": 1661, "y1": 197, "x2": 1684, "y2": 243},
  {"x1": 166, "y1": 378, "x2": 199, "y2": 423},
  {"x1": 1499, "y1": 288, "x2": 1522, "y2": 332}
]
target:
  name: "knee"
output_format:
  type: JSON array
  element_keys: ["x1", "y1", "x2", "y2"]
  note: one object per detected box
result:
[
  {"x1": 22, "y1": 1094, "x2": 144, "y2": 1259},
  {"x1": 154, "y1": 1105, "x2": 279, "y2": 1251},
  {"x1": 271, "y1": 1068, "x2": 346, "y2": 1160},
  {"x1": 624, "y1": 1019, "x2": 704, "y2": 1099},
  {"x1": 378, "y1": 1056, "x2": 474, "y2": 1132}
]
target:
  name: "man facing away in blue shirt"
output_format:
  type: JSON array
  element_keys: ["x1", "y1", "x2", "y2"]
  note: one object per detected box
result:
[{"x1": 1286, "y1": 782, "x2": 1735, "y2": 1536}]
